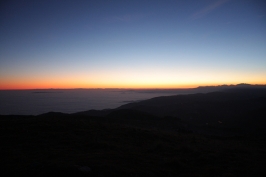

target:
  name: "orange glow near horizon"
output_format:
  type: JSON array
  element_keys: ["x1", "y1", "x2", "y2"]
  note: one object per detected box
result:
[
  {"x1": 1, "y1": 79, "x2": 266, "y2": 90},
  {"x1": 0, "y1": 81, "x2": 201, "y2": 90},
  {"x1": 1, "y1": 69, "x2": 266, "y2": 90}
]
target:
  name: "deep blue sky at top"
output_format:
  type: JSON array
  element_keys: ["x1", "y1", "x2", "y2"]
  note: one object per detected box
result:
[{"x1": 0, "y1": 0, "x2": 265, "y2": 88}]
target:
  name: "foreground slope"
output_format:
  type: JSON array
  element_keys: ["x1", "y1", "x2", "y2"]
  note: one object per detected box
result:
[{"x1": 1, "y1": 114, "x2": 266, "y2": 177}]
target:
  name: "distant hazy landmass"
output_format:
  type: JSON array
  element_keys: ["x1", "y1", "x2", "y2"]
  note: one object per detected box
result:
[{"x1": 0, "y1": 83, "x2": 265, "y2": 115}]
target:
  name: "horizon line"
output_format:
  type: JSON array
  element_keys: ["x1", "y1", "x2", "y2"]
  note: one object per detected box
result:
[{"x1": 1, "y1": 83, "x2": 265, "y2": 91}]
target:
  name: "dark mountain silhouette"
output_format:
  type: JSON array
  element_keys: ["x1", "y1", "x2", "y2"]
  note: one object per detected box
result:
[
  {"x1": 1, "y1": 84, "x2": 266, "y2": 176},
  {"x1": 77, "y1": 85, "x2": 266, "y2": 136},
  {"x1": 118, "y1": 88, "x2": 266, "y2": 119}
]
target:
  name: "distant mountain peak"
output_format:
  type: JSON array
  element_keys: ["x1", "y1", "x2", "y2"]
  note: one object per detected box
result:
[
  {"x1": 236, "y1": 83, "x2": 251, "y2": 86},
  {"x1": 198, "y1": 83, "x2": 252, "y2": 88}
]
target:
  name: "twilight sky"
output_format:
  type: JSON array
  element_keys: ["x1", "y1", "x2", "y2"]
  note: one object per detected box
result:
[{"x1": 0, "y1": 0, "x2": 265, "y2": 89}]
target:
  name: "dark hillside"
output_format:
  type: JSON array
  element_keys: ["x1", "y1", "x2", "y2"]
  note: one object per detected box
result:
[
  {"x1": 1, "y1": 87, "x2": 266, "y2": 176},
  {"x1": 1, "y1": 114, "x2": 266, "y2": 177},
  {"x1": 117, "y1": 88, "x2": 266, "y2": 136}
]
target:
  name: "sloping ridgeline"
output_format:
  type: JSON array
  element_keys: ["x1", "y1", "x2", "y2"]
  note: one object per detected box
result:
[
  {"x1": 79, "y1": 87, "x2": 266, "y2": 136},
  {"x1": 116, "y1": 87, "x2": 266, "y2": 136}
]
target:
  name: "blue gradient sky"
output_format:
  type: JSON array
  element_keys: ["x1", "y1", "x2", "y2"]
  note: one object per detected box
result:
[{"x1": 1, "y1": 0, "x2": 265, "y2": 89}]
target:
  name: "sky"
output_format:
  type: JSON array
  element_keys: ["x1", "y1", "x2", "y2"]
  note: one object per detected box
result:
[{"x1": 0, "y1": 0, "x2": 266, "y2": 89}]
